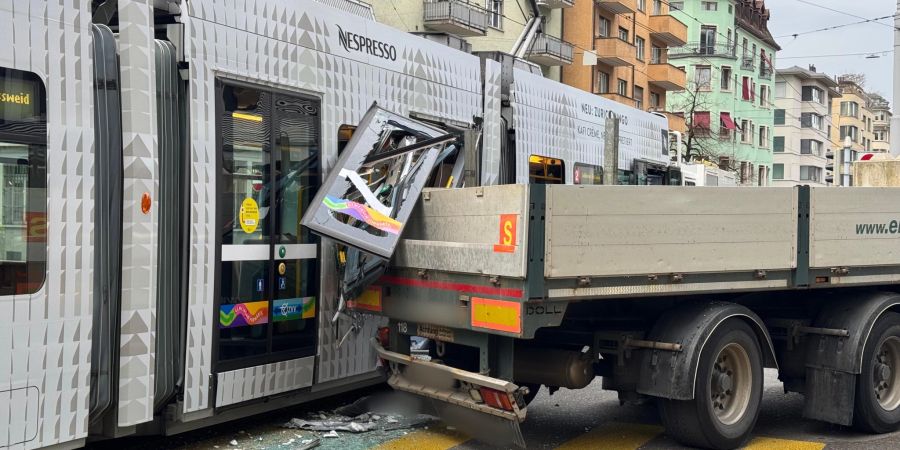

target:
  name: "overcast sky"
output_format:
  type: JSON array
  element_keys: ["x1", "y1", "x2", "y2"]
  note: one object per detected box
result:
[{"x1": 768, "y1": 0, "x2": 895, "y2": 106}]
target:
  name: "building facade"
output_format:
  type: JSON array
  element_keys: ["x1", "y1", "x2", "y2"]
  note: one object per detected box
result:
[
  {"x1": 870, "y1": 93, "x2": 892, "y2": 154},
  {"x1": 561, "y1": 0, "x2": 689, "y2": 131},
  {"x1": 374, "y1": 0, "x2": 574, "y2": 81},
  {"x1": 666, "y1": 0, "x2": 780, "y2": 186},
  {"x1": 829, "y1": 76, "x2": 874, "y2": 186},
  {"x1": 771, "y1": 66, "x2": 839, "y2": 187}
]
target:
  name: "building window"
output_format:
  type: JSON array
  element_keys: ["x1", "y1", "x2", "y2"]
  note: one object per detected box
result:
[
  {"x1": 651, "y1": 45, "x2": 664, "y2": 64},
  {"x1": 840, "y1": 125, "x2": 859, "y2": 143},
  {"x1": 801, "y1": 113, "x2": 823, "y2": 130},
  {"x1": 597, "y1": 15, "x2": 611, "y2": 38},
  {"x1": 638, "y1": 0, "x2": 646, "y2": 12},
  {"x1": 720, "y1": 66, "x2": 732, "y2": 90},
  {"x1": 0, "y1": 68, "x2": 49, "y2": 295},
  {"x1": 700, "y1": 26, "x2": 717, "y2": 55},
  {"x1": 801, "y1": 86, "x2": 824, "y2": 104},
  {"x1": 696, "y1": 66, "x2": 712, "y2": 91},
  {"x1": 618, "y1": 27, "x2": 629, "y2": 42},
  {"x1": 650, "y1": 91, "x2": 660, "y2": 109},
  {"x1": 742, "y1": 37, "x2": 748, "y2": 58},
  {"x1": 800, "y1": 166, "x2": 821, "y2": 182},
  {"x1": 634, "y1": 86, "x2": 644, "y2": 109},
  {"x1": 741, "y1": 119, "x2": 752, "y2": 143},
  {"x1": 760, "y1": 85, "x2": 769, "y2": 106},
  {"x1": 759, "y1": 126, "x2": 769, "y2": 147},
  {"x1": 775, "y1": 81, "x2": 786, "y2": 98},
  {"x1": 653, "y1": 0, "x2": 662, "y2": 15},
  {"x1": 617, "y1": 78, "x2": 628, "y2": 96},
  {"x1": 801, "y1": 139, "x2": 823, "y2": 156},
  {"x1": 701, "y1": 1, "x2": 718, "y2": 11},
  {"x1": 773, "y1": 136, "x2": 785, "y2": 152},
  {"x1": 772, "y1": 163, "x2": 784, "y2": 180},
  {"x1": 774, "y1": 109, "x2": 785, "y2": 125},
  {"x1": 742, "y1": 76, "x2": 751, "y2": 100},
  {"x1": 670, "y1": 1, "x2": 684, "y2": 10},
  {"x1": 486, "y1": 0, "x2": 503, "y2": 30},
  {"x1": 596, "y1": 71, "x2": 610, "y2": 94},
  {"x1": 694, "y1": 111, "x2": 711, "y2": 134}
]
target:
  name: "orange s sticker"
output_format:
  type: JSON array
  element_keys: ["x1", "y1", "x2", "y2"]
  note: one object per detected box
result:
[
  {"x1": 471, "y1": 297, "x2": 522, "y2": 334},
  {"x1": 493, "y1": 214, "x2": 517, "y2": 253}
]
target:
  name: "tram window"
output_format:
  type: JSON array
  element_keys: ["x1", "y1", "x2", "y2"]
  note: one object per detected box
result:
[
  {"x1": 0, "y1": 67, "x2": 47, "y2": 296},
  {"x1": 529, "y1": 155, "x2": 565, "y2": 184},
  {"x1": 337, "y1": 124, "x2": 356, "y2": 155},
  {"x1": 573, "y1": 163, "x2": 603, "y2": 185},
  {"x1": 617, "y1": 169, "x2": 633, "y2": 185}
]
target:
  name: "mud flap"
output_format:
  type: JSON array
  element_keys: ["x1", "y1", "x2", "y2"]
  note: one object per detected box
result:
[{"x1": 372, "y1": 339, "x2": 527, "y2": 448}]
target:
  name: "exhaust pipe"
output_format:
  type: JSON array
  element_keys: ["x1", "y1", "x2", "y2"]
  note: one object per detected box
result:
[{"x1": 513, "y1": 347, "x2": 594, "y2": 389}]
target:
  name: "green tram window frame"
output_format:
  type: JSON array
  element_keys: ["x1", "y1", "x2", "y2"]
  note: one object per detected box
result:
[{"x1": 0, "y1": 67, "x2": 48, "y2": 296}]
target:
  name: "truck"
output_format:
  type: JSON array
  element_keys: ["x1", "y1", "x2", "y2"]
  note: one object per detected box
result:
[{"x1": 358, "y1": 183, "x2": 900, "y2": 450}]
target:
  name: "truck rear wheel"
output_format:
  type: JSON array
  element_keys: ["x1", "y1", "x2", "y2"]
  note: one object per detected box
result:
[
  {"x1": 854, "y1": 312, "x2": 900, "y2": 433},
  {"x1": 659, "y1": 319, "x2": 763, "y2": 450}
]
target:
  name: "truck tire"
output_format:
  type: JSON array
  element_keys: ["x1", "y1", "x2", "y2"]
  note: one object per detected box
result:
[
  {"x1": 854, "y1": 312, "x2": 900, "y2": 433},
  {"x1": 659, "y1": 319, "x2": 763, "y2": 450}
]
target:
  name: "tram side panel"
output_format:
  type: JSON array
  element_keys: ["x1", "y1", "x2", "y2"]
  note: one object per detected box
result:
[
  {"x1": 509, "y1": 69, "x2": 670, "y2": 185},
  {"x1": 181, "y1": 0, "x2": 485, "y2": 415},
  {"x1": 0, "y1": 2, "x2": 95, "y2": 449}
]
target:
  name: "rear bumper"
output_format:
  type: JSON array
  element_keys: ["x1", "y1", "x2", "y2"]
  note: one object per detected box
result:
[{"x1": 371, "y1": 338, "x2": 527, "y2": 447}]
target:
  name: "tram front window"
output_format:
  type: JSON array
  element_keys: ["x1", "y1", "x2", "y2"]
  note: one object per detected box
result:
[{"x1": 529, "y1": 155, "x2": 565, "y2": 184}]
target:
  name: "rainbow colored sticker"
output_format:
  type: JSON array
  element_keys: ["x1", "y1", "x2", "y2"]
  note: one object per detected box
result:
[
  {"x1": 323, "y1": 195, "x2": 402, "y2": 235},
  {"x1": 220, "y1": 301, "x2": 269, "y2": 328}
]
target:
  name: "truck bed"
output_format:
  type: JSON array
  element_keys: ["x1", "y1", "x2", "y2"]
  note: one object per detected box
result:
[{"x1": 379, "y1": 185, "x2": 900, "y2": 337}]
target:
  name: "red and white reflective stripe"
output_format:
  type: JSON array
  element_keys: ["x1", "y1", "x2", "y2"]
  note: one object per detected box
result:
[{"x1": 479, "y1": 387, "x2": 514, "y2": 411}]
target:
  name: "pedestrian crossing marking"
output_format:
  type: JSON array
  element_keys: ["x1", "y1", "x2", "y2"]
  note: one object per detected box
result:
[
  {"x1": 372, "y1": 428, "x2": 469, "y2": 450},
  {"x1": 743, "y1": 436, "x2": 825, "y2": 450},
  {"x1": 554, "y1": 422, "x2": 663, "y2": 450}
]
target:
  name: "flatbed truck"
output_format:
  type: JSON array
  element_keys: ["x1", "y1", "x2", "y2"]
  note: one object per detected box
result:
[{"x1": 361, "y1": 183, "x2": 900, "y2": 449}]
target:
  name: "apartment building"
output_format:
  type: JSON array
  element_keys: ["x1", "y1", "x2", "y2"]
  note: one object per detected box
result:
[
  {"x1": 771, "y1": 66, "x2": 839, "y2": 187},
  {"x1": 829, "y1": 76, "x2": 875, "y2": 186},
  {"x1": 374, "y1": 0, "x2": 574, "y2": 80},
  {"x1": 561, "y1": 0, "x2": 689, "y2": 131},
  {"x1": 666, "y1": 0, "x2": 780, "y2": 186},
  {"x1": 870, "y1": 93, "x2": 892, "y2": 153}
]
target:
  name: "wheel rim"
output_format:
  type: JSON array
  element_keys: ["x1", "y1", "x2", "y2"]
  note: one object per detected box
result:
[
  {"x1": 873, "y1": 336, "x2": 900, "y2": 411},
  {"x1": 710, "y1": 342, "x2": 752, "y2": 425}
]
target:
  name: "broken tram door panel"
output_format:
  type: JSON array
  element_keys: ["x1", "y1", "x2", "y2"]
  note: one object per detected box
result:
[{"x1": 301, "y1": 105, "x2": 455, "y2": 262}]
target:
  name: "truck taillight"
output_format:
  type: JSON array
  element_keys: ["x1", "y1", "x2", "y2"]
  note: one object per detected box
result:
[
  {"x1": 478, "y1": 387, "x2": 514, "y2": 411},
  {"x1": 377, "y1": 326, "x2": 391, "y2": 348}
]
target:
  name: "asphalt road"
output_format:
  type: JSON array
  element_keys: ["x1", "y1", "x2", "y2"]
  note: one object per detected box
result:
[{"x1": 87, "y1": 370, "x2": 900, "y2": 450}]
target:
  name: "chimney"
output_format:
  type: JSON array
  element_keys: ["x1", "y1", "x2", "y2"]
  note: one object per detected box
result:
[{"x1": 809, "y1": 64, "x2": 816, "y2": 72}]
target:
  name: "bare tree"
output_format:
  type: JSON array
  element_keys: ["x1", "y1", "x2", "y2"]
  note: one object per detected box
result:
[{"x1": 667, "y1": 81, "x2": 735, "y2": 166}]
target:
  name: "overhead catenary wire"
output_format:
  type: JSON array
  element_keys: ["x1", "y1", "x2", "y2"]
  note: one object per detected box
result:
[
  {"x1": 775, "y1": 14, "x2": 900, "y2": 39},
  {"x1": 791, "y1": 0, "x2": 900, "y2": 31}
]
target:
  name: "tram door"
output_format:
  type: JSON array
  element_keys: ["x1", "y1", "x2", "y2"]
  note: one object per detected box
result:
[{"x1": 215, "y1": 82, "x2": 320, "y2": 373}]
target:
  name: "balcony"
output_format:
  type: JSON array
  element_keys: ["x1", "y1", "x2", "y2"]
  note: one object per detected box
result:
[
  {"x1": 595, "y1": 0, "x2": 636, "y2": 14},
  {"x1": 661, "y1": 111, "x2": 686, "y2": 132},
  {"x1": 741, "y1": 56, "x2": 755, "y2": 71},
  {"x1": 669, "y1": 42, "x2": 736, "y2": 59},
  {"x1": 826, "y1": 161, "x2": 834, "y2": 170},
  {"x1": 413, "y1": 32, "x2": 472, "y2": 53},
  {"x1": 595, "y1": 38, "x2": 635, "y2": 66},
  {"x1": 598, "y1": 92, "x2": 637, "y2": 108},
  {"x1": 759, "y1": 66, "x2": 772, "y2": 80},
  {"x1": 423, "y1": 0, "x2": 487, "y2": 37},
  {"x1": 527, "y1": 33, "x2": 574, "y2": 66},
  {"x1": 536, "y1": 0, "x2": 574, "y2": 8},
  {"x1": 648, "y1": 15, "x2": 688, "y2": 46},
  {"x1": 648, "y1": 63, "x2": 686, "y2": 91},
  {"x1": 826, "y1": 150, "x2": 834, "y2": 160}
]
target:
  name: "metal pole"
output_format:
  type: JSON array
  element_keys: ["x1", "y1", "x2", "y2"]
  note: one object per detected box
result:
[
  {"x1": 891, "y1": 0, "x2": 900, "y2": 156},
  {"x1": 603, "y1": 118, "x2": 619, "y2": 185}
]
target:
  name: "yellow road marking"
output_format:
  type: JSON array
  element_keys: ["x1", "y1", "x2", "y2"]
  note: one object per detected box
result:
[
  {"x1": 744, "y1": 436, "x2": 826, "y2": 450},
  {"x1": 555, "y1": 422, "x2": 663, "y2": 450},
  {"x1": 373, "y1": 428, "x2": 469, "y2": 450}
]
